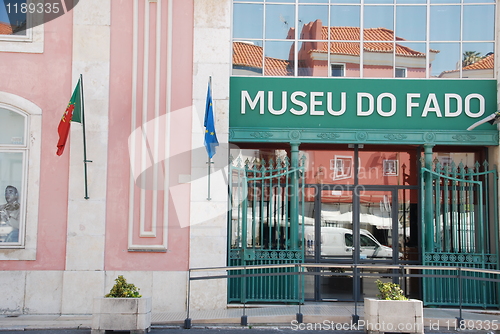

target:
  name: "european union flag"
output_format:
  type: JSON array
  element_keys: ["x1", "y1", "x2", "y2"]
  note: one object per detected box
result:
[{"x1": 204, "y1": 80, "x2": 219, "y2": 159}]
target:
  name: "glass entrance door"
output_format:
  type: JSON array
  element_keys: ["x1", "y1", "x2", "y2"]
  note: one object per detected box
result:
[
  {"x1": 302, "y1": 185, "x2": 355, "y2": 300},
  {"x1": 300, "y1": 144, "x2": 421, "y2": 301},
  {"x1": 303, "y1": 185, "x2": 402, "y2": 301}
]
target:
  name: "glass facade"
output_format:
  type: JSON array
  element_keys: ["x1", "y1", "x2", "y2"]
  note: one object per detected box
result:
[{"x1": 232, "y1": 0, "x2": 495, "y2": 78}]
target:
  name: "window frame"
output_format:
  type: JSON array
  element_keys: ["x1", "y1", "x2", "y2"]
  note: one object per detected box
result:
[
  {"x1": 0, "y1": 92, "x2": 41, "y2": 259},
  {"x1": 395, "y1": 67, "x2": 407, "y2": 78},
  {"x1": 0, "y1": 107, "x2": 28, "y2": 248},
  {"x1": 383, "y1": 159, "x2": 399, "y2": 176},
  {"x1": 0, "y1": 0, "x2": 44, "y2": 53},
  {"x1": 331, "y1": 155, "x2": 353, "y2": 180},
  {"x1": 331, "y1": 63, "x2": 346, "y2": 77}
]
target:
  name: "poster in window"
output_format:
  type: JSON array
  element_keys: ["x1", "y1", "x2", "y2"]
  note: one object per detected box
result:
[{"x1": 0, "y1": 152, "x2": 23, "y2": 243}]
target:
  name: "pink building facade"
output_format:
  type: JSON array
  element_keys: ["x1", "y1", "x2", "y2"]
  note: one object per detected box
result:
[
  {"x1": 1, "y1": 0, "x2": 499, "y2": 315},
  {"x1": 0, "y1": 0, "x2": 231, "y2": 315}
]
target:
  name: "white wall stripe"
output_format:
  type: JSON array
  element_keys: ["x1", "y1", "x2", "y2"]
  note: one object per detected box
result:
[
  {"x1": 128, "y1": 0, "x2": 139, "y2": 249},
  {"x1": 128, "y1": 0, "x2": 168, "y2": 250},
  {"x1": 139, "y1": 0, "x2": 153, "y2": 237},
  {"x1": 163, "y1": 0, "x2": 172, "y2": 250}
]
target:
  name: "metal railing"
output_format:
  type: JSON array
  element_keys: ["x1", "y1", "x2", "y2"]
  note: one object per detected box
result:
[{"x1": 183, "y1": 263, "x2": 500, "y2": 329}]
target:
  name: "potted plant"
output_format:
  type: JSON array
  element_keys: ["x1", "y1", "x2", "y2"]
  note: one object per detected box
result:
[
  {"x1": 91, "y1": 275, "x2": 152, "y2": 334},
  {"x1": 363, "y1": 279, "x2": 423, "y2": 334}
]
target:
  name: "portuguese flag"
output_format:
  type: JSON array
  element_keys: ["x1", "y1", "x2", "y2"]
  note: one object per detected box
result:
[{"x1": 56, "y1": 78, "x2": 82, "y2": 156}]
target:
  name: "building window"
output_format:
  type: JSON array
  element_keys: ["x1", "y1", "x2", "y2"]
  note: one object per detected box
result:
[
  {"x1": 0, "y1": 93, "x2": 41, "y2": 257},
  {"x1": 331, "y1": 64, "x2": 345, "y2": 77},
  {"x1": 331, "y1": 156, "x2": 353, "y2": 180},
  {"x1": 0, "y1": 107, "x2": 26, "y2": 246},
  {"x1": 0, "y1": 0, "x2": 28, "y2": 39},
  {"x1": 395, "y1": 68, "x2": 406, "y2": 78},
  {"x1": 232, "y1": 0, "x2": 495, "y2": 78},
  {"x1": 0, "y1": 0, "x2": 46, "y2": 53},
  {"x1": 383, "y1": 159, "x2": 398, "y2": 176}
]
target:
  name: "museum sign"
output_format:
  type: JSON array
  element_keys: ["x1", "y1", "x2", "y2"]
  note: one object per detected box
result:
[{"x1": 229, "y1": 77, "x2": 497, "y2": 131}]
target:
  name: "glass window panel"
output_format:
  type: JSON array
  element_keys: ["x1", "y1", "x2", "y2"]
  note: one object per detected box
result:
[
  {"x1": 395, "y1": 42, "x2": 427, "y2": 78},
  {"x1": 232, "y1": 41, "x2": 264, "y2": 76},
  {"x1": 299, "y1": 0, "x2": 328, "y2": 3},
  {"x1": 265, "y1": 4, "x2": 295, "y2": 40},
  {"x1": 330, "y1": 42, "x2": 360, "y2": 77},
  {"x1": 431, "y1": 0, "x2": 460, "y2": 4},
  {"x1": 365, "y1": 0, "x2": 394, "y2": 4},
  {"x1": 330, "y1": 5, "x2": 360, "y2": 31},
  {"x1": 430, "y1": 42, "x2": 460, "y2": 78},
  {"x1": 233, "y1": 3, "x2": 263, "y2": 39},
  {"x1": 331, "y1": 0, "x2": 360, "y2": 4},
  {"x1": 0, "y1": 0, "x2": 27, "y2": 36},
  {"x1": 464, "y1": 0, "x2": 495, "y2": 3},
  {"x1": 462, "y1": 43, "x2": 494, "y2": 78},
  {"x1": 0, "y1": 152, "x2": 23, "y2": 244},
  {"x1": 298, "y1": 5, "x2": 329, "y2": 38},
  {"x1": 363, "y1": 45, "x2": 394, "y2": 78},
  {"x1": 297, "y1": 41, "x2": 328, "y2": 76},
  {"x1": 463, "y1": 5, "x2": 494, "y2": 41},
  {"x1": 264, "y1": 41, "x2": 293, "y2": 76},
  {"x1": 396, "y1": 0, "x2": 426, "y2": 4},
  {"x1": 0, "y1": 108, "x2": 25, "y2": 145},
  {"x1": 396, "y1": 6, "x2": 426, "y2": 41},
  {"x1": 364, "y1": 6, "x2": 394, "y2": 33},
  {"x1": 430, "y1": 5, "x2": 460, "y2": 41}
]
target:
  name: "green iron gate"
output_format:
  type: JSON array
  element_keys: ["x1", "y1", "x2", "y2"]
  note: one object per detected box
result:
[
  {"x1": 421, "y1": 160, "x2": 499, "y2": 307},
  {"x1": 228, "y1": 155, "x2": 305, "y2": 303}
]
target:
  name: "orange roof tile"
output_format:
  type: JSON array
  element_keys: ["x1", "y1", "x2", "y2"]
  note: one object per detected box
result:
[
  {"x1": 463, "y1": 53, "x2": 494, "y2": 70},
  {"x1": 438, "y1": 53, "x2": 494, "y2": 77},
  {"x1": 318, "y1": 26, "x2": 433, "y2": 57},
  {"x1": 0, "y1": 22, "x2": 13, "y2": 35},
  {"x1": 233, "y1": 41, "x2": 291, "y2": 76}
]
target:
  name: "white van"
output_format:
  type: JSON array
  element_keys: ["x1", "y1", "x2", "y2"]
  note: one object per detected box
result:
[{"x1": 303, "y1": 226, "x2": 394, "y2": 259}]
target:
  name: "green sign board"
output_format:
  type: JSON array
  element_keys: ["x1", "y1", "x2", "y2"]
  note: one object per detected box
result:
[{"x1": 230, "y1": 77, "x2": 497, "y2": 131}]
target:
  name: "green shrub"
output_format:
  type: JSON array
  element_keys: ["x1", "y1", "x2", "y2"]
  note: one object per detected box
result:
[
  {"x1": 105, "y1": 275, "x2": 142, "y2": 298},
  {"x1": 375, "y1": 279, "x2": 408, "y2": 300}
]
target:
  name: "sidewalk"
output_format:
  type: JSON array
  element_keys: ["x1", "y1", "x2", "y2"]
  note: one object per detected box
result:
[{"x1": 0, "y1": 303, "x2": 499, "y2": 331}]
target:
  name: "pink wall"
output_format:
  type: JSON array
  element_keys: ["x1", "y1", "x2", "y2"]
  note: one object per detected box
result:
[
  {"x1": 0, "y1": 11, "x2": 74, "y2": 270},
  {"x1": 105, "y1": 0, "x2": 192, "y2": 271}
]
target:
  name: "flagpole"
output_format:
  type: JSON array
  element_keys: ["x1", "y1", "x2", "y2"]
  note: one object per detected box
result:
[
  {"x1": 207, "y1": 76, "x2": 212, "y2": 201},
  {"x1": 80, "y1": 74, "x2": 91, "y2": 199}
]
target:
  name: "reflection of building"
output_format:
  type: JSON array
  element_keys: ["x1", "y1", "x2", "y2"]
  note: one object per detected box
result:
[
  {"x1": 439, "y1": 53, "x2": 494, "y2": 78},
  {"x1": 233, "y1": 20, "x2": 441, "y2": 78},
  {"x1": 232, "y1": 41, "x2": 290, "y2": 76},
  {"x1": 288, "y1": 20, "x2": 439, "y2": 78}
]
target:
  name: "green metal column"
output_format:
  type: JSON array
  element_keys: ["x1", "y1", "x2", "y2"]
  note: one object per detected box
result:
[
  {"x1": 424, "y1": 144, "x2": 434, "y2": 252},
  {"x1": 290, "y1": 142, "x2": 300, "y2": 248}
]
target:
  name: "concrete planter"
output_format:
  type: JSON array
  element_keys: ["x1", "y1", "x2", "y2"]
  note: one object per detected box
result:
[
  {"x1": 91, "y1": 297, "x2": 152, "y2": 334},
  {"x1": 363, "y1": 298, "x2": 423, "y2": 334}
]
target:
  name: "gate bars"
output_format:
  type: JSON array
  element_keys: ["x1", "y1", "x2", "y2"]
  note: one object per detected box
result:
[
  {"x1": 421, "y1": 159, "x2": 499, "y2": 307},
  {"x1": 227, "y1": 154, "x2": 306, "y2": 303}
]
